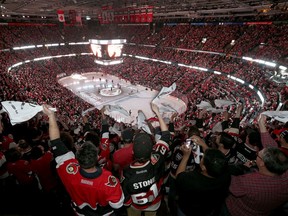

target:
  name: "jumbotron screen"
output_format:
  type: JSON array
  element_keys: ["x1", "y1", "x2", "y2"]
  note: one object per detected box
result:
[{"x1": 89, "y1": 39, "x2": 126, "y2": 65}]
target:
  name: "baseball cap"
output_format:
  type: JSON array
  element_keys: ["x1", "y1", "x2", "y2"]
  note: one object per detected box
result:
[
  {"x1": 121, "y1": 128, "x2": 135, "y2": 143},
  {"x1": 133, "y1": 133, "x2": 154, "y2": 160}
]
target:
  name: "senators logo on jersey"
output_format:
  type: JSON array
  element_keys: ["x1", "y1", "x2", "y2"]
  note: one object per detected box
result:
[
  {"x1": 105, "y1": 175, "x2": 118, "y2": 187},
  {"x1": 66, "y1": 162, "x2": 79, "y2": 175}
]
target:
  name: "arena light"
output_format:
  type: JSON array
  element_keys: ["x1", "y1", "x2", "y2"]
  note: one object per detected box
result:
[
  {"x1": 279, "y1": 66, "x2": 287, "y2": 70},
  {"x1": 192, "y1": 66, "x2": 208, "y2": 71},
  {"x1": 135, "y1": 56, "x2": 150, "y2": 60},
  {"x1": 94, "y1": 59, "x2": 123, "y2": 65},
  {"x1": 236, "y1": 78, "x2": 245, "y2": 84},
  {"x1": 262, "y1": 61, "x2": 276, "y2": 67},
  {"x1": 45, "y1": 43, "x2": 59, "y2": 47},
  {"x1": 249, "y1": 84, "x2": 254, "y2": 89},
  {"x1": 242, "y1": 56, "x2": 253, "y2": 61},
  {"x1": 34, "y1": 56, "x2": 52, "y2": 61},
  {"x1": 89, "y1": 39, "x2": 126, "y2": 45},
  {"x1": 257, "y1": 91, "x2": 265, "y2": 105},
  {"x1": 214, "y1": 71, "x2": 221, "y2": 75},
  {"x1": 13, "y1": 45, "x2": 35, "y2": 50}
]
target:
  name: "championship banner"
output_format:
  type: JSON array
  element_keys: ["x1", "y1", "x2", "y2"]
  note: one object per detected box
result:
[
  {"x1": 69, "y1": 10, "x2": 77, "y2": 25},
  {"x1": 101, "y1": 6, "x2": 153, "y2": 24},
  {"x1": 76, "y1": 12, "x2": 82, "y2": 25}
]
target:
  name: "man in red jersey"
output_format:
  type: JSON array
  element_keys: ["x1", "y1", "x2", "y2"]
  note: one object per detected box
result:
[
  {"x1": 42, "y1": 104, "x2": 124, "y2": 216},
  {"x1": 113, "y1": 127, "x2": 135, "y2": 177}
]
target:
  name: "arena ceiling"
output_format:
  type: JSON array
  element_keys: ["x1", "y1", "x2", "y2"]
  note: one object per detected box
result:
[{"x1": 0, "y1": 0, "x2": 288, "y2": 22}]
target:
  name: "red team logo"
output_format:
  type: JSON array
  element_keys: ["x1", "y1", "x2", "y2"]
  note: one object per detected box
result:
[
  {"x1": 105, "y1": 175, "x2": 117, "y2": 187},
  {"x1": 66, "y1": 162, "x2": 79, "y2": 174}
]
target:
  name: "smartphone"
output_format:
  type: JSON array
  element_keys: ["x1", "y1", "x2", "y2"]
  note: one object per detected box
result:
[{"x1": 185, "y1": 139, "x2": 192, "y2": 148}]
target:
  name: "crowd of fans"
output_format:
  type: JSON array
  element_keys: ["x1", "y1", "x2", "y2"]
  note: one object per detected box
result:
[{"x1": 0, "y1": 19, "x2": 288, "y2": 216}]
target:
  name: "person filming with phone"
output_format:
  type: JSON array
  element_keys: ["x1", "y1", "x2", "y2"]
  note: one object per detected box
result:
[{"x1": 175, "y1": 135, "x2": 231, "y2": 216}]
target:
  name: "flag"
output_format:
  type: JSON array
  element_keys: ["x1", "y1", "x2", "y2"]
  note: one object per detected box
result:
[
  {"x1": 154, "y1": 83, "x2": 176, "y2": 100},
  {"x1": 105, "y1": 105, "x2": 129, "y2": 116},
  {"x1": 57, "y1": 10, "x2": 65, "y2": 22},
  {"x1": 206, "y1": 107, "x2": 224, "y2": 113},
  {"x1": 1, "y1": 101, "x2": 56, "y2": 125},
  {"x1": 261, "y1": 111, "x2": 288, "y2": 123},
  {"x1": 196, "y1": 101, "x2": 212, "y2": 110},
  {"x1": 137, "y1": 110, "x2": 152, "y2": 135},
  {"x1": 159, "y1": 102, "x2": 178, "y2": 113},
  {"x1": 76, "y1": 12, "x2": 82, "y2": 25},
  {"x1": 214, "y1": 99, "x2": 235, "y2": 108}
]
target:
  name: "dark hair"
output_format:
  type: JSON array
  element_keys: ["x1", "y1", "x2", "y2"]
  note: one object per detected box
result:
[
  {"x1": 76, "y1": 141, "x2": 98, "y2": 169},
  {"x1": 203, "y1": 148, "x2": 228, "y2": 178},
  {"x1": 84, "y1": 131, "x2": 100, "y2": 147},
  {"x1": 248, "y1": 131, "x2": 261, "y2": 146},
  {"x1": 5, "y1": 147, "x2": 22, "y2": 163},
  {"x1": 30, "y1": 146, "x2": 43, "y2": 160},
  {"x1": 187, "y1": 126, "x2": 201, "y2": 137},
  {"x1": 263, "y1": 147, "x2": 288, "y2": 175},
  {"x1": 18, "y1": 139, "x2": 30, "y2": 150},
  {"x1": 220, "y1": 132, "x2": 235, "y2": 149}
]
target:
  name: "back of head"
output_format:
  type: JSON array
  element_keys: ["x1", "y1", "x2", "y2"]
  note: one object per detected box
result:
[
  {"x1": 204, "y1": 148, "x2": 228, "y2": 178},
  {"x1": 121, "y1": 128, "x2": 135, "y2": 144},
  {"x1": 18, "y1": 139, "x2": 30, "y2": 150},
  {"x1": 187, "y1": 126, "x2": 201, "y2": 137},
  {"x1": 263, "y1": 147, "x2": 288, "y2": 175},
  {"x1": 133, "y1": 133, "x2": 154, "y2": 162},
  {"x1": 30, "y1": 146, "x2": 44, "y2": 160},
  {"x1": 220, "y1": 132, "x2": 235, "y2": 149},
  {"x1": 84, "y1": 131, "x2": 100, "y2": 147},
  {"x1": 76, "y1": 141, "x2": 98, "y2": 169},
  {"x1": 248, "y1": 131, "x2": 261, "y2": 146},
  {"x1": 5, "y1": 147, "x2": 22, "y2": 163}
]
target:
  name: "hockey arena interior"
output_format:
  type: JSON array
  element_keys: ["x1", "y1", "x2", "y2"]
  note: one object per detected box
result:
[{"x1": 0, "y1": 1, "x2": 288, "y2": 216}]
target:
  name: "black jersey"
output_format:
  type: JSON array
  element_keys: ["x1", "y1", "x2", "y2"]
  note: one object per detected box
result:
[{"x1": 121, "y1": 134, "x2": 170, "y2": 211}]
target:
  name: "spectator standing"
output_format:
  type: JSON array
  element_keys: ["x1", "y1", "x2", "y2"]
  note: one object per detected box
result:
[
  {"x1": 42, "y1": 105, "x2": 124, "y2": 216},
  {"x1": 121, "y1": 103, "x2": 171, "y2": 216},
  {"x1": 176, "y1": 139, "x2": 231, "y2": 216},
  {"x1": 223, "y1": 114, "x2": 288, "y2": 216},
  {"x1": 112, "y1": 127, "x2": 135, "y2": 178}
]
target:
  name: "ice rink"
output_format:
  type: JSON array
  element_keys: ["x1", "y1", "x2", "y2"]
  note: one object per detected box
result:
[{"x1": 58, "y1": 72, "x2": 187, "y2": 125}]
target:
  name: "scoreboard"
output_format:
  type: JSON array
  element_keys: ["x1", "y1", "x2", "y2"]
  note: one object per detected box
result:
[{"x1": 89, "y1": 39, "x2": 126, "y2": 65}]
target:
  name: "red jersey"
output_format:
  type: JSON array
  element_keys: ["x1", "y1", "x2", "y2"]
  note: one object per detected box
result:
[
  {"x1": 113, "y1": 144, "x2": 134, "y2": 169},
  {"x1": 52, "y1": 139, "x2": 124, "y2": 215},
  {"x1": 30, "y1": 151, "x2": 58, "y2": 192},
  {"x1": 7, "y1": 159, "x2": 35, "y2": 185}
]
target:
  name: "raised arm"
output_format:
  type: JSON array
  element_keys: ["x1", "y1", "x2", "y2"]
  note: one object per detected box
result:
[
  {"x1": 258, "y1": 114, "x2": 278, "y2": 148},
  {"x1": 151, "y1": 103, "x2": 168, "y2": 132},
  {"x1": 42, "y1": 104, "x2": 60, "y2": 140}
]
